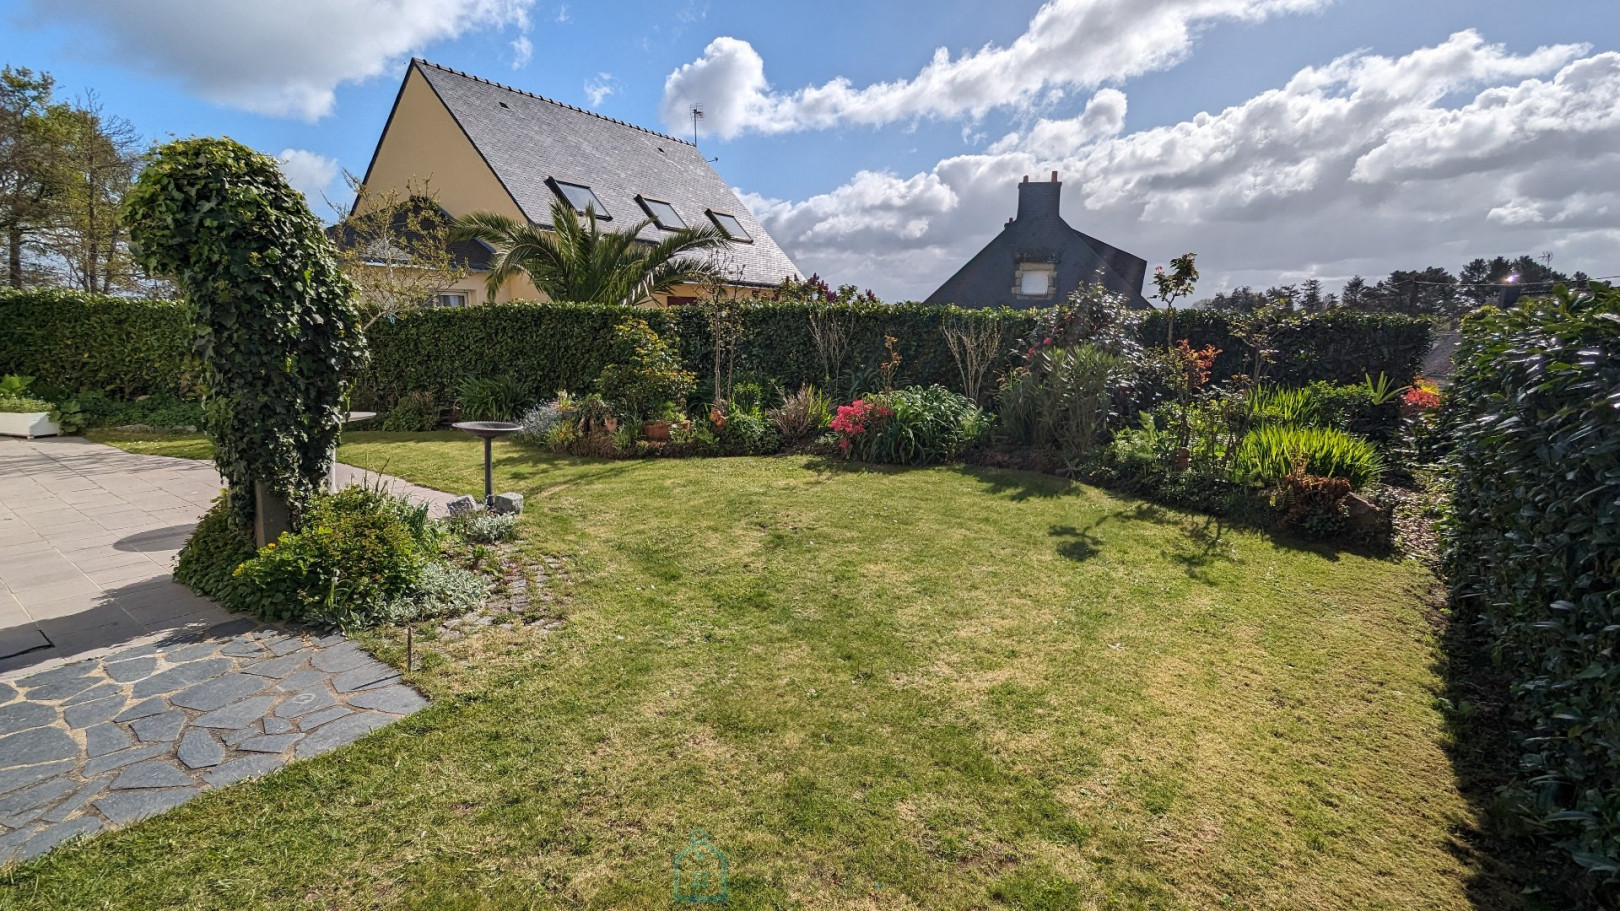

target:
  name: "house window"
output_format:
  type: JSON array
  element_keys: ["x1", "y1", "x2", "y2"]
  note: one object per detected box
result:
[
  {"x1": 706, "y1": 210, "x2": 752, "y2": 242},
  {"x1": 1013, "y1": 262, "x2": 1056, "y2": 299},
  {"x1": 433, "y1": 292, "x2": 468, "y2": 308},
  {"x1": 548, "y1": 179, "x2": 610, "y2": 219},
  {"x1": 637, "y1": 196, "x2": 686, "y2": 230}
]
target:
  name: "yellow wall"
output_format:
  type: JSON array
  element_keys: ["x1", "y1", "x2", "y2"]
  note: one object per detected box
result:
[{"x1": 359, "y1": 65, "x2": 540, "y2": 302}]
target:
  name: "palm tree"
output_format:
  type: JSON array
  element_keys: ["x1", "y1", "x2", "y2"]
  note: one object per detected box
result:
[{"x1": 452, "y1": 199, "x2": 730, "y2": 305}]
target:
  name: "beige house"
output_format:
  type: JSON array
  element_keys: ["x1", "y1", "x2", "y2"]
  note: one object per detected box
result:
[{"x1": 352, "y1": 59, "x2": 801, "y2": 306}]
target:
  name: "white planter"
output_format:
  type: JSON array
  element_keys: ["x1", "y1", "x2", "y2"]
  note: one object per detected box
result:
[{"x1": 0, "y1": 412, "x2": 60, "y2": 439}]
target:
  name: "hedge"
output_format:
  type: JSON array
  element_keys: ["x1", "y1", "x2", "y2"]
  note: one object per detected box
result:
[
  {"x1": 1140, "y1": 308, "x2": 1434, "y2": 386},
  {"x1": 1, "y1": 290, "x2": 1435, "y2": 408},
  {"x1": 1444, "y1": 283, "x2": 1620, "y2": 882},
  {"x1": 0, "y1": 289, "x2": 194, "y2": 397}
]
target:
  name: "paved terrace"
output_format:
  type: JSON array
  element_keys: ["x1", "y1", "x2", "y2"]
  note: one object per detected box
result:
[{"x1": 0, "y1": 436, "x2": 456, "y2": 865}]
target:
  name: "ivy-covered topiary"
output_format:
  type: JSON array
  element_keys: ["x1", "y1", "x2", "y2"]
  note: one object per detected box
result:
[{"x1": 123, "y1": 138, "x2": 368, "y2": 528}]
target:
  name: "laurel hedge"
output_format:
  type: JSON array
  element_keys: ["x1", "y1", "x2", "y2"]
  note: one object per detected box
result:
[
  {"x1": 1140, "y1": 308, "x2": 1434, "y2": 386},
  {"x1": 2, "y1": 291, "x2": 1435, "y2": 409},
  {"x1": 1445, "y1": 283, "x2": 1620, "y2": 881},
  {"x1": 0, "y1": 288, "x2": 195, "y2": 397}
]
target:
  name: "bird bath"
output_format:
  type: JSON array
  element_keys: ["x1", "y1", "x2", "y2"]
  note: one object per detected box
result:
[{"x1": 452, "y1": 421, "x2": 522, "y2": 507}]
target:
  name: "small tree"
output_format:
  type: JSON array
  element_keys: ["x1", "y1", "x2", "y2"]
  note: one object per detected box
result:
[
  {"x1": 1152, "y1": 252, "x2": 1199, "y2": 347},
  {"x1": 124, "y1": 138, "x2": 367, "y2": 538},
  {"x1": 329, "y1": 175, "x2": 469, "y2": 328}
]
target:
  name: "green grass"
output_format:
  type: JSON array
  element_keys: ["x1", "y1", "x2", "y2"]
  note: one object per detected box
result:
[
  {"x1": 84, "y1": 428, "x2": 215, "y2": 460},
  {"x1": 13, "y1": 432, "x2": 1509, "y2": 908}
]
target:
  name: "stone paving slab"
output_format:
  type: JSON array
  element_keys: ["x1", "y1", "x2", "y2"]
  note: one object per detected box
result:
[{"x1": 0, "y1": 619, "x2": 428, "y2": 866}]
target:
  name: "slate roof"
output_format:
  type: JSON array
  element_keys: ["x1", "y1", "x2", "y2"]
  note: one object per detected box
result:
[
  {"x1": 924, "y1": 176, "x2": 1149, "y2": 310},
  {"x1": 407, "y1": 59, "x2": 800, "y2": 289}
]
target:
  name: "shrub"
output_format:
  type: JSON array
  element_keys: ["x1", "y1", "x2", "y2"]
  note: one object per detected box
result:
[
  {"x1": 1274, "y1": 472, "x2": 1352, "y2": 539},
  {"x1": 229, "y1": 486, "x2": 433, "y2": 627},
  {"x1": 768, "y1": 385, "x2": 831, "y2": 445},
  {"x1": 1233, "y1": 424, "x2": 1383, "y2": 490},
  {"x1": 446, "y1": 510, "x2": 519, "y2": 544},
  {"x1": 597, "y1": 317, "x2": 697, "y2": 421},
  {"x1": 998, "y1": 344, "x2": 1126, "y2": 458},
  {"x1": 173, "y1": 496, "x2": 257, "y2": 602},
  {"x1": 714, "y1": 401, "x2": 779, "y2": 456},
  {"x1": 1445, "y1": 283, "x2": 1620, "y2": 881},
  {"x1": 835, "y1": 385, "x2": 990, "y2": 465},
  {"x1": 0, "y1": 289, "x2": 196, "y2": 398},
  {"x1": 381, "y1": 562, "x2": 490, "y2": 623},
  {"x1": 73, "y1": 390, "x2": 204, "y2": 431},
  {"x1": 456, "y1": 374, "x2": 528, "y2": 421},
  {"x1": 1138, "y1": 308, "x2": 1432, "y2": 387},
  {"x1": 0, "y1": 395, "x2": 52, "y2": 413},
  {"x1": 381, "y1": 392, "x2": 440, "y2": 432},
  {"x1": 514, "y1": 394, "x2": 574, "y2": 446}
]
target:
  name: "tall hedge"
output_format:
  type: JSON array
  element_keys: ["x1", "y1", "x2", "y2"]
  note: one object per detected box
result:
[
  {"x1": 0, "y1": 288, "x2": 194, "y2": 397},
  {"x1": 1, "y1": 290, "x2": 1436, "y2": 407},
  {"x1": 1444, "y1": 283, "x2": 1620, "y2": 881},
  {"x1": 1140, "y1": 308, "x2": 1434, "y2": 385}
]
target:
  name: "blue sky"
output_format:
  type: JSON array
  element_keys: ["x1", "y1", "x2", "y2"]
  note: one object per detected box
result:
[{"x1": 4, "y1": 0, "x2": 1617, "y2": 300}]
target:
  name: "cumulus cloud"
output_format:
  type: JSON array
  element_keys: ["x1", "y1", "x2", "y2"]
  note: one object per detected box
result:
[
  {"x1": 747, "y1": 31, "x2": 1618, "y2": 300},
  {"x1": 661, "y1": 0, "x2": 1328, "y2": 137},
  {"x1": 276, "y1": 149, "x2": 340, "y2": 204},
  {"x1": 511, "y1": 35, "x2": 533, "y2": 69},
  {"x1": 14, "y1": 0, "x2": 536, "y2": 120}
]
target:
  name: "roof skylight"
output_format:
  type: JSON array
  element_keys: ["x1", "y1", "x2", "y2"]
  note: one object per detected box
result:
[
  {"x1": 637, "y1": 196, "x2": 686, "y2": 230},
  {"x1": 706, "y1": 210, "x2": 752, "y2": 243},
  {"x1": 549, "y1": 179, "x2": 610, "y2": 219}
]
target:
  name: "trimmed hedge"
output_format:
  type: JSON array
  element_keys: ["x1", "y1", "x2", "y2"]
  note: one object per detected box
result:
[
  {"x1": 1445, "y1": 284, "x2": 1620, "y2": 882},
  {"x1": 1, "y1": 290, "x2": 1435, "y2": 408},
  {"x1": 1140, "y1": 308, "x2": 1434, "y2": 386},
  {"x1": 0, "y1": 289, "x2": 194, "y2": 397}
]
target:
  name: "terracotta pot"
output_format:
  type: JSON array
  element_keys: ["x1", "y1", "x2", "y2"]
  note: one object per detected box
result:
[
  {"x1": 641, "y1": 420, "x2": 672, "y2": 442},
  {"x1": 1170, "y1": 447, "x2": 1191, "y2": 471}
]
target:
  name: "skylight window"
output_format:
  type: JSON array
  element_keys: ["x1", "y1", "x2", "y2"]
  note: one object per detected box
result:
[
  {"x1": 706, "y1": 210, "x2": 752, "y2": 243},
  {"x1": 637, "y1": 196, "x2": 686, "y2": 230},
  {"x1": 548, "y1": 179, "x2": 610, "y2": 219}
]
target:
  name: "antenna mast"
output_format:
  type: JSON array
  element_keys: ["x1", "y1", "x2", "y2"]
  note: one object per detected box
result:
[{"x1": 691, "y1": 104, "x2": 704, "y2": 147}]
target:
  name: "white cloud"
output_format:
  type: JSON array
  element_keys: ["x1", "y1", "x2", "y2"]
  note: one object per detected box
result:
[
  {"x1": 747, "y1": 31, "x2": 1618, "y2": 300},
  {"x1": 14, "y1": 0, "x2": 536, "y2": 120},
  {"x1": 585, "y1": 73, "x2": 616, "y2": 107},
  {"x1": 555, "y1": 4, "x2": 571, "y2": 23},
  {"x1": 276, "y1": 148, "x2": 339, "y2": 205},
  {"x1": 661, "y1": 0, "x2": 1329, "y2": 138},
  {"x1": 511, "y1": 35, "x2": 533, "y2": 69}
]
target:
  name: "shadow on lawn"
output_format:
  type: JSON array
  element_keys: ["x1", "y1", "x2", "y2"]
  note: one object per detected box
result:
[{"x1": 1435, "y1": 601, "x2": 1611, "y2": 910}]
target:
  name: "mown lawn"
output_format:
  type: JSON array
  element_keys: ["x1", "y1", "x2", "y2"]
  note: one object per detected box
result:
[{"x1": 5, "y1": 432, "x2": 1507, "y2": 908}]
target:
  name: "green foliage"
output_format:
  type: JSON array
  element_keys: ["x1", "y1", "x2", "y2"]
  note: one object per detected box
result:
[
  {"x1": 382, "y1": 391, "x2": 440, "y2": 432},
  {"x1": 1233, "y1": 424, "x2": 1384, "y2": 490},
  {"x1": 998, "y1": 345, "x2": 1125, "y2": 458},
  {"x1": 445, "y1": 510, "x2": 519, "y2": 544},
  {"x1": 1245, "y1": 382, "x2": 1400, "y2": 444},
  {"x1": 72, "y1": 390, "x2": 203, "y2": 430},
  {"x1": 1138, "y1": 308, "x2": 1432, "y2": 387},
  {"x1": 229, "y1": 486, "x2": 433, "y2": 627},
  {"x1": 173, "y1": 496, "x2": 257, "y2": 602},
  {"x1": 715, "y1": 399, "x2": 780, "y2": 456},
  {"x1": 456, "y1": 375, "x2": 528, "y2": 421},
  {"x1": 596, "y1": 317, "x2": 696, "y2": 420},
  {"x1": 1444, "y1": 283, "x2": 1620, "y2": 880},
  {"x1": 0, "y1": 394, "x2": 51, "y2": 413},
  {"x1": 839, "y1": 385, "x2": 991, "y2": 466},
  {"x1": 123, "y1": 137, "x2": 367, "y2": 528},
  {"x1": 0, "y1": 375, "x2": 31, "y2": 396},
  {"x1": 0, "y1": 290, "x2": 195, "y2": 398}
]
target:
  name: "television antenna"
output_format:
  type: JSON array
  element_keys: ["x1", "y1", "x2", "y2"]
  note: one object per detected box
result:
[{"x1": 691, "y1": 105, "x2": 719, "y2": 162}]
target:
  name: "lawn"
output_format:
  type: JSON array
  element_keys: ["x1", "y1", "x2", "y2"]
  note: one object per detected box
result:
[{"x1": 4, "y1": 432, "x2": 1506, "y2": 909}]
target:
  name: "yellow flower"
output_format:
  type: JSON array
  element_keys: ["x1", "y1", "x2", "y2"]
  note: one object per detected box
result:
[
  {"x1": 265, "y1": 542, "x2": 275, "y2": 549},
  {"x1": 232, "y1": 563, "x2": 244, "y2": 576}
]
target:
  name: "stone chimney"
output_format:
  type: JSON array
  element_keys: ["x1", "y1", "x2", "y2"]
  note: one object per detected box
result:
[{"x1": 1015, "y1": 172, "x2": 1062, "y2": 223}]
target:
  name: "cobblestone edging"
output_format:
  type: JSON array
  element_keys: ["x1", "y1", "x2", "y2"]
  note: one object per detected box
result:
[{"x1": 0, "y1": 619, "x2": 427, "y2": 864}]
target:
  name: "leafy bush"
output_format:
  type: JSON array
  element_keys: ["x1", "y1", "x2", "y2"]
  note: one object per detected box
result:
[
  {"x1": 229, "y1": 486, "x2": 433, "y2": 627},
  {"x1": 998, "y1": 344, "x2": 1126, "y2": 458},
  {"x1": 1445, "y1": 283, "x2": 1620, "y2": 881},
  {"x1": 72, "y1": 390, "x2": 204, "y2": 430},
  {"x1": 0, "y1": 290, "x2": 197, "y2": 398},
  {"x1": 714, "y1": 401, "x2": 779, "y2": 456},
  {"x1": 1139, "y1": 308, "x2": 1432, "y2": 387},
  {"x1": 768, "y1": 385, "x2": 831, "y2": 445},
  {"x1": 456, "y1": 375, "x2": 528, "y2": 421},
  {"x1": 834, "y1": 385, "x2": 990, "y2": 465},
  {"x1": 380, "y1": 561, "x2": 490, "y2": 623},
  {"x1": 1233, "y1": 424, "x2": 1383, "y2": 490},
  {"x1": 381, "y1": 391, "x2": 440, "y2": 432},
  {"x1": 446, "y1": 510, "x2": 519, "y2": 544},
  {"x1": 174, "y1": 496, "x2": 257, "y2": 601},
  {"x1": 597, "y1": 318, "x2": 696, "y2": 420},
  {"x1": 514, "y1": 395, "x2": 574, "y2": 446},
  {"x1": 1274, "y1": 472, "x2": 1351, "y2": 539}
]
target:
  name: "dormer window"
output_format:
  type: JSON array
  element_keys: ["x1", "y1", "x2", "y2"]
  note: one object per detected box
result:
[
  {"x1": 548, "y1": 179, "x2": 610, "y2": 219},
  {"x1": 706, "y1": 210, "x2": 752, "y2": 242},
  {"x1": 637, "y1": 196, "x2": 686, "y2": 230}
]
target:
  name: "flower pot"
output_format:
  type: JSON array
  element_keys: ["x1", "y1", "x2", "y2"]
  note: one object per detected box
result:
[
  {"x1": 0, "y1": 412, "x2": 60, "y2": 439},
  {"x1": 641, "y1": 420, "x2": 672, "y2": 442},
  {"x1": 1170, "y1": 447, "x2": 1191, "y2": 471}
]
